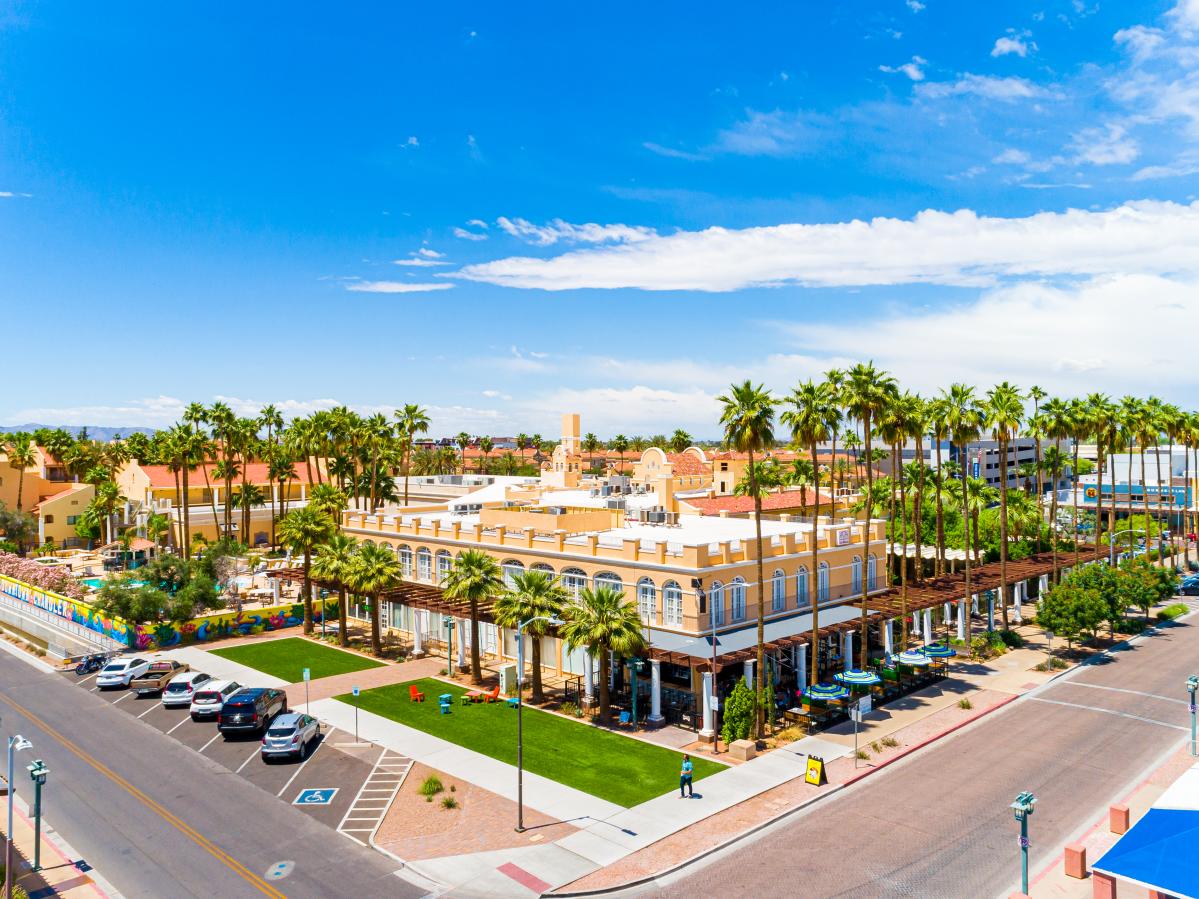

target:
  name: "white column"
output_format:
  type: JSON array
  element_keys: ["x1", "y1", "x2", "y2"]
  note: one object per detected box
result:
[
  {"x1": 798, "y1": 644, "x2": 808, "y2": 692},
  {"x1": 943, "y1": 602, "x2": 953, "y2": 624},
  {"x1": 699, "y1": 671, "x2": 715, "y2": 738},
  {"x1": 1013, "y1": 582, "x2": 1024, "y2": 623},
  {"x1": 743, "y1": 659, "x2": 755, "y2": 689},
  {"x1": 923, "y1": 608, "x2": 933, "y2": 644},
  {"x1": 1039, "y1": 574, "x2": 1049, "y2": 593},
  {"x1": 412, "y1": 608, "x2": 424, "y2": 655},
  {"x1": 271, "y1": 578, "x2": 280, "y2": 602},
  {"x1": 583, "y1": 650, "x2": 594, "y2": 704},
  {"x1": 884, "y1": 619, "x2": 894, "y2": 656},
  {"x1": 842, "y1": 630, "x2": 854, "y2": 672},
  {"x1": 456, "y1": 619, "x2": 466, "y2": 668},
  {"x1": 649, "y1": 660, "x2": 664, "y2": 725},
  {"x1": 972, "y1": 593, "x2": 980, "y2": 615},
  {"x1": 956, "y1": 600, "x2": 967, "y2": 641}
]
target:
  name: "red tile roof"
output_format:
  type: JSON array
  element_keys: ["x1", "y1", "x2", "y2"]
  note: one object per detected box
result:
[
  {"x1": 140, "y1": 461, "x2": 315, "y2": 489},
  {"x1": 683, "y1": 489, "x2": 838, "y2": 515},
  {"x1": 665, "y1": 452, "x2": 708, "y2": 476}
]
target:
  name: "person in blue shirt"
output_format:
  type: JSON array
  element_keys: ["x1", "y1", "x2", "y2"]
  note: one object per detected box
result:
[{"x1": 679, "y1": 754, "x2": 694, "y2": 798}]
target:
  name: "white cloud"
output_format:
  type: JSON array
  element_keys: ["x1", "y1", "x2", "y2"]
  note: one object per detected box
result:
[
  {"x1": 792, "y1": 274, "x2": 1199, "y2": 398},
  {"x1": 495, "y1": 216, "x2": 656, "y2": 247},
  {"x1": 643, "y1": 141, "x2": 708, "y2": 161},
  {"x1": 418, "y1": 248, "x2": 444, "y2": 258},
  {"x1": 916, "y1": 73, "x2": 1049, "y2": 101},
  {"x1": 455, "y1": 200, "x2": 1199, "y2": 292},
  {"x1": 453, "y1": 222, "x2": 490, "y2": 241},
  {"x1": 1114, "y1": 25, "x2": 1167, "y2": 63},
  {"x1": 879, "y1": 55, "x2": 927, "y2": 81},
  {"x1": 404, "y1": 136, "x2": 419, "y2": 148},
  {"x1": 713, "y1": 109, "x2": 831, "y2": 157},
  {"x1": 1070, "y1": 122, "x2": 1139, "y2": 165},
  {"x1": 993, "y1": 148, "x2": 1031, "y2": 164},
  {"x1": 1168, "y1": 0, "x2": 1199, "y2": 36},
  {"x1": 345, "y1": 281, "x2": 454, "y2": 294},
  {"x1": 906, "y1": 0, "x2": 925, "y2": 11},
  {"x1": 0, "y1": 191, "x2": 31, "y2": 198},
  {"x1": 992, "y1": 34, "x2": 1034, "y2": 57},
  {"x1": 393, "y1": 256, "x2": 450, "y2": 267},
  {"x1": 481, "y1": 389, "x2": 511, "y2": 400},
  {"x1": 1132, "y1": 154, "x2": 1199, "y2": 179}
]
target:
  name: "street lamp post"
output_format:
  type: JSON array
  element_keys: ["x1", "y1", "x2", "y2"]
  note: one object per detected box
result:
[
  {"x1": 1011, "y1": 790, "x2": 1037, "y2": 896},
  {"x1": 1109, "y1": 528, "x2": 1146, "y2": 566},
  {"x1": 515, "y1": 614, "x2": 564, "y2": 833},
  {"x1": 444, "y1": 616, "x2": 454, "y2": 679},
  {"x1": 26, "y1": 760, "x2": 47, "y2": 873},
  {"x1": 5, "y1": 734, "x2": 32, "y2": 899},
  {"x1": 1188, "y1": 675, "x2": 1198, "y2": 757}
]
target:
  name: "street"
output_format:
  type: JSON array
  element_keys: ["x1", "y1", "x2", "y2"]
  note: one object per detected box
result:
[
  {"x1": 0, "y1": 649, "x2": 422, "y2": 899},
  {"x1": 649, "y1": 609, "x2": 1198, "y2": 899}
]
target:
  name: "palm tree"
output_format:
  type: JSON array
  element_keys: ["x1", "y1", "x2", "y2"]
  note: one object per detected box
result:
[
  {"x1": 515, "y1": 433, "x2": 530, "y2": 463},
  {"x1": 670, "y1": 429, "x2": 692, "y2": 454},
  {"x1": 942, "y1": 383, "x2": 982, "y2": 645},
  {"x1": 781, "y1": 379, "x2": 838, "y2": 686},
  {"x1": 786, "y1": 458, "x2": 816, "y2": 510},
  {"x1": 1027, "y1": 386, "x2": 1046, "y2": 542},
  {"x1": 559, "y1": 585, "x2": 645, "y2": 722},
  {"x1": 844, "y1": 363, "x2": 897, "y2": 667},
  {"x1": 581, "y1": 433, "x2": 601, "y2": 472},
  {"x1": 717, "y1": 380, "x2": 776, "y2": 735},
  {"x1": 231, "y1": 483, "x2": 265, "y2": 543},
  {"x1": 478, "y1": 437, "x2": 494, "y2": 473},
  {"x1": 985, "y1": 382, "x2": 1023, "y2": 630},
  {"x1": 91, "y1": 480, "x2": 126, "y2": 545},
  {"x1": 442, "y1": 549, "x2": 504, "y2": 685},
  {"x1": 395, "y1": 404, "x2": 430, "y2": 506},
  {"x1": 346, "y1": 541, "x2": 403, "y2": 655},
  {"x1": 311, "y1": 534, "x2": 358, "y2": 647},
  {"x1": 1067, "y1": 398, "x2": 1091, "y2": 568},
  {"x1": 456, "y1": 432, "x2": 472, "y2": 474},
  {"x1": 5, "y1": 433, "x2": 36, "y2": 512},
  {"x1": 1043, "y1": 398, "x2": 1073, "y2": 583},
  {"x1": 494, "y1": 571, "x2": 568, "y2": 703},
  {"x1": 1088, "y1": 394, "x2": 1116, "y2": 557},
  {"x1": 278, "y1": 506, "x2": 335, "y2": 634},
  {"x1": 611, "y1": 434, "x2": 629, "y2": 474}
]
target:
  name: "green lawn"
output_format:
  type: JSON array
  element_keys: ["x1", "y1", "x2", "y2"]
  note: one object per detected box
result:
[
  {"x1": 210, "y1": 637, "x2": 384, "y2": 682},
  {"x1": 334, "y1": 678, "x2": 724, "y2": 807}
]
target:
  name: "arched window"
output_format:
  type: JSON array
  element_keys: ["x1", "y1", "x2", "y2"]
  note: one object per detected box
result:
[
  {"x1": 771, "y1": 569, "x2": 786, "y2": 612},
  {"x1": 531, "y1": 563, "x2": 554, "y2": 575},
  {"x1": 501, "y1": 560, "x2": 525, "y2": 590},
  {"x1": 710, "y1": 581, "x2": 725, "y2": 626},
  {"x1": 818, "y1": 562, "x2": 830, "y2": 603},
  {"x1": 796, "y1": 567, "x2": 809, "y2": 609},
  {"x1": 867, "y1": 553, "x2": 878, "y2": 591},
  {"x1": 436, "y1": 550, "x2": 452, "y2": 585},
  {"x1": 851, "y1": 555, "x2": 863, "y2": 595},
  {"x1": 561, "y1": 567, "x2": 587, "y2": 599},
  {"x1": 663, "y1": 581, "x2": 683, "y2": 626},
  {"x1": 594, "y1": 571, "x2": 623, "y2": 594},
  {"x1": 730, "y1": 577, "x2": 747, "y2": 621},
  {"x1": 636, "y1": 578, "x2": 657, "y2": 622},
  {"x1": 416, "y1": 548, "x2": 432, "y2": 582},
  {"x1": 398, "y1": 545, "x2": 413, "y2": 578}
]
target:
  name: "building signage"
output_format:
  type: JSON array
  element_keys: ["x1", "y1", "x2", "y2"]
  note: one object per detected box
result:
[
  {"x1": 805, "y1": 755, "x2": 827, "y2": 786},
  {"x1": 1082, "y1": 484, "x2": 1190, "y2": 506},
  {"x1": 835, "y1": 529, "x2": 851, "y2": 547}
]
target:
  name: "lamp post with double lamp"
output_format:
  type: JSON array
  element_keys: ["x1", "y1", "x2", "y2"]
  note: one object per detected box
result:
[
  {"x1": 26, "y1": 760, "x2": 47, "y2": 873},
  {"x1": 1109, "y1": 528, "x2": 1146, "y2": 566},
  {"x1": 444, "y1": 616, "x2": 454, "y2": 679},
  {"x1": 5, "y1": 733, "x2": 33, "y2": 899},
  {"x1": 1011, "y1": 790, "x2": 1036, "y2": 896},
  {"x1": 692, "y1": 577, "x2": 720, "y2": 753},
  {"x1": 1187, "y1": 675, "x2": 1198, "y2": 756},
  {"x1": 515, "y1": 614, "x2": 564, "y2": 833}
]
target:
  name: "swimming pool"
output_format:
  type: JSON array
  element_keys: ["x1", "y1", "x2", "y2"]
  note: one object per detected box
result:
[{"x1": 82, "y1": 577, "x2": 148, "y2": 590}]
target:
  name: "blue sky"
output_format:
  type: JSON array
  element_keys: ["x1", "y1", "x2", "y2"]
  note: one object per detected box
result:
[{"x1": 4, "y1": 1, "x2": 1199, "y2": 437}]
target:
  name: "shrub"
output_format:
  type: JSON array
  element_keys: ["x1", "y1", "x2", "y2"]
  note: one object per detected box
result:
[
  {"x1": 440, "y1": 796, "x2": 458, "y2": 809},
  {"x1": 1157, "y1": 602, "x2": 1190, "y2": 622},
  {"x1": 997, "y1": 629, "x2": 1025, "y2": 648},
  {"x1": 418, "y1": 775, "x2": 444, "y2": 798},
  {"x1": 855, "y1": 749, "x2": 870, "y2": 759},
  {"x1": 720, "y1": 679, "x2": 755, "y2": 745},
  {"x1": 958, "y1": 698, "x2": 973, "y2": 710},
  {"x1": 559, "y1": 701, "x2": 582, "y2": 718},
  {"x1": 881, "y1": 735, "x2": 899, "y2": 748},
  {"x1": 1034, "y1": 657, "x2": 1070, "y2": 672}
]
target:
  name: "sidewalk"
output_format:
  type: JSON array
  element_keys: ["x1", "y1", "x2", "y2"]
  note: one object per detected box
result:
[{"x1": 0, "y1": 784, "x2": 122, "y2": 899}]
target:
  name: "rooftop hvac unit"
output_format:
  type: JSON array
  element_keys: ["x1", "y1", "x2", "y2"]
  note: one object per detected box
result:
[
  {"x1": 605, "y1": 498, "x2": 627, "y2": 510},
  {"x1": 600, "y1": 485, "x2": 612, "y2": 497},
  {"x1": 647, "y1": 510, "x2": 667, "y2": 524}
]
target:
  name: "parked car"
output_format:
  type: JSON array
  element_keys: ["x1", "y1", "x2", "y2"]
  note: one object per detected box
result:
[
  {"x1": 217, "y1": 688, "x2": 288, "y2": 736},
  {"x1": 130, "y1": 660, "x2": 190, "y2": 696},
  {"x1": 260, "y1": 712, "x2": 321, "y2": 761},
  {"x1": 161, "y1": 671, "x2": 213, "y2": 707},
  {"x1": 190, "y1": 680, "x2": 243, "y2": 720},
  {"x1": 96, "y1": 657, "x2": 151, "y2": 689}
]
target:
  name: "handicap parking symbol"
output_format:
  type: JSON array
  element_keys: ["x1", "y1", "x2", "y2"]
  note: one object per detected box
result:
[{"x1": 293, "y1": 788, "x2": 338, "y2": 806}]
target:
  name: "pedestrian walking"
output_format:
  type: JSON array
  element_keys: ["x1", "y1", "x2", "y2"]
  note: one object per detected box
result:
[{"x1": 679, "y1": 753, "x2": 693, "y2": 798}]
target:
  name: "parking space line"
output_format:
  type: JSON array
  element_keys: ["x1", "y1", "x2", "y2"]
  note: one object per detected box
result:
[
  {"x1": 136, "y1": 701, "x2": 164, "y2": 719},
  {"x1": 236, "y1": 745, "x2": 262, "y2": 774},
  {"x1": 275, "y1": 734, "x2": 327, "y2": 798},
  {"x1": 166, "y1": 716, "x2": 192, "y2": 735},
  {"x1": 199, "y1": 733, "x2": 222, "y2": 754},
  {"x1": 1062, "y1": 681, "x2": 1188, "y2": 705},
  {"x1": 112, "y1": 691, "x2": 134, "y2": 704}
]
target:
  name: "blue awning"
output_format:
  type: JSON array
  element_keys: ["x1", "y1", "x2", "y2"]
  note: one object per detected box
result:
[{"x1": 1092, "y1": 808, "x2": 1199, "y2": 899}]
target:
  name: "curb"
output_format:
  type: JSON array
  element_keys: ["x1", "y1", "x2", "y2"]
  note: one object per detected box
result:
[{"x1": 548, "y1": 691, "x2": 1021, "y2": 897}]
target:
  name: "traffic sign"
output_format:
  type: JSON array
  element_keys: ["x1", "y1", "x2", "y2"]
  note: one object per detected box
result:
[
  {"x1": 352, "y1": 686, "x2": 360, "y2": 697},
  {"x1": 293, "y1": 788, "x2": 338, "y2": 806},
  {"x1": 302, "y1": 667, "x2": 311, "y2": 682}
]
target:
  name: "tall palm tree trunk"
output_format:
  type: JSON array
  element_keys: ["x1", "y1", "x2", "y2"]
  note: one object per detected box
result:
[
  {"x1": 1072, "y1": 441, "x2": 1082, "y2": 568},
  {"x1": 960, "y1": 440, "x2": 972, "y2": 649},
  {"x1": 338, "y1": 586, "x2": 349, "y2": 647},
  {"x1": 998, "y1": 434, "x2": 1010, "y2": 630},
  {"x1": 859, "y1": 416, "x2": 874, "y2": 669},
  {"x1": 469, "y1": 599, "x2": 482, "y2": 685},
  {"x1": 914, "y1": 435, "x2": 925, "y2": 583},
  {"x1": 750, "y1": 446, "x2": 767, "y2": 739},
  {"x1": 370, "y1": 591, "x2": 382, "y2": 654},
  {"x1": 1050, "y1": 438, "x2": 1061, "y2": 584},
  {"x1": 808, "y1": 438, "x2": 821, "y2": 687},
  {"x1": 1141, "y1": 446, "x2": 1150, "y2": 559},
  {"x1": 898, "y1": 447, "x2": 910, "y2": 646},
  {"x1": 598, "y1": 648, "x2": 611, "y2": 721},
  {"x1": 934, "y1": 441, "x2": 945, "y2": 576}
]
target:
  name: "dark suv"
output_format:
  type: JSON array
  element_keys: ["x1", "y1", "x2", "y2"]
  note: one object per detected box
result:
[{"x1": 217, "y1": 688, "x2": 288, "y2": 737}]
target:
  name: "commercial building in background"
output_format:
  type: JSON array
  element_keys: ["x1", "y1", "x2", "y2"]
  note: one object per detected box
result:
[
  {"x1": 339, "y1": 414, "x2": 887, "y2": 738},
  {"x1": 1076, "y1": 449, "x2": 1196, "y2": 529}
]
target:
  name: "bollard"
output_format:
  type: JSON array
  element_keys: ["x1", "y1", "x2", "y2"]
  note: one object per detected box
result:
[
  {"x1": 1064, "y1": 843, "x2": 1087, "y2": 879},
  {"x1": 1092, "y1": 870, "x2": 1117, "y2": 899},
  {"x1": 1109, "y1": 804, "x2": 1129, "y2": 834}
]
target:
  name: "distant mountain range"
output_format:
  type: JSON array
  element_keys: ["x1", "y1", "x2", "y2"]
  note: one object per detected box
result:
[{"x1": 0, "y1": 423, "x2": 158, "y2": 441}]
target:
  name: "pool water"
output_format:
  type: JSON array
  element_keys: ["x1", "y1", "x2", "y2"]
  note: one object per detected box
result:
[{"x1": 83, "y1": 577, "x2": 148, "y2": 590}]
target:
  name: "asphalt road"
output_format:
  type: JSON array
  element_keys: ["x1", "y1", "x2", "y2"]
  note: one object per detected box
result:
[
  {"x1": 648, "y1": 606, "x2": 1199, "y2": 899},
  {"x1": 0, "y1": 650, "x2": 423, "y2": 899}
]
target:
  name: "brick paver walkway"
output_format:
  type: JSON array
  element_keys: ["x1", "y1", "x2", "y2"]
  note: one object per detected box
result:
[{"x1": 284, "y1": 653, "x2": 444, "y2": 704}]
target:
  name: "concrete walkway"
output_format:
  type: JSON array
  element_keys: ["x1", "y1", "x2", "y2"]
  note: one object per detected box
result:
[{"x1": 157, "y1": 645, "x2": 289, "y2": 688}]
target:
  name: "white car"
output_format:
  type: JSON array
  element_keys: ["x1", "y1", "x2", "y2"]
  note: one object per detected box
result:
[
  {"x1": 189, "y1": 680, "x2": 242, "y2": 720},
  {"x1": 161, "y1": 671, "x2": 213, "y2": 708},
  {"x1": 96, "y1": 657, "x2": 150, "y2": 689}
]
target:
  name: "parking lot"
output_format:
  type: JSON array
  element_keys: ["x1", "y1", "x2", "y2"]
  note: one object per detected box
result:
[{"x1": 63, "y1": 662, "x2": 411, "y2": 845}]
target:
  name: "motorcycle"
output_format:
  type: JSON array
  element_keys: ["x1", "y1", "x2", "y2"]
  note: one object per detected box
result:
[{"x1": 74, "y1": 653, "x2": 109, "y2": 675}]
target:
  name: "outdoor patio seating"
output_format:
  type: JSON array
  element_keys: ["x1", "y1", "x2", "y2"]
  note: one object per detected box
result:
[{"x1": 409, "y1": 685, "x2": 426, "y2": 703}]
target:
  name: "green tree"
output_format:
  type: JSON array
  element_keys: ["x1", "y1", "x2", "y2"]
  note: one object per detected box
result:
[
  {"x1": 395, "y1": 404, "x2": 430, "y2": 506},
  {"x1": 493, "y1": 570, "x2": 567, "y2": 703},
  {"x1": 5, "y1": 433, "x2": 36, "y2": 512},
  {"x1": 559, "y1": 585, "x2": 645, "y2": 722},
  {"x1": 717, "y1": 380, "x2": 777, "y2": 736},
  {"x1": 670, "y1": 429, "x2": 692, "y2": 454},
  {"x1": 610, "y1": 434, "x2": 629, "y2": 473},
  {"x1": 345, "y1": 541, "x2": 403, "y2": 655},
  {"x1": 310, "y1": 534, "x2": 358, "y2": 647},
  {"x1": 720, "y1": 679, "x2": 755, "y2": 744},
  {"x1": 277, "y1": 506, "x2": 335, "y2": 634},
  {"x1": 442, "y1": 549, "x2": 504, "y2": 685},
  {"x1": 942, "y1": 383, "x2": 983, "y2": 645}
]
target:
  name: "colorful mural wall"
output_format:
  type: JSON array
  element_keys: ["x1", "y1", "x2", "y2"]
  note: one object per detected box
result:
[{"x1": 0, "y1": 573, "x2": 334, "y2": 651}]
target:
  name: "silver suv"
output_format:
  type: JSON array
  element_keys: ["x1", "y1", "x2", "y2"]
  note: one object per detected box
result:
[{"x1": 260, "y1": 712, "x2": 321, "y2": 761}]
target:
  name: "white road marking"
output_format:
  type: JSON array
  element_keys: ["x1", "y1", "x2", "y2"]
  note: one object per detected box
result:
[
  {"x1": 137, "y1": 701, "x2": 164, "y2": 719},
  {"x1": 112, "y1": 691, "x2": 133, "y2": 704},
  {"x1": 336, "y1": 748, "x2": 412, "y2": 839},
  {"x1": 1061, "y1": 681, "x2": 1188, "y2": 705},
  {"x1": 1028, "y1": 696, "x2": 1188, "y2": 731},
  {"x1": 198, "y1": 733, "x2": 222, "y2": 753},
  {"x1": 236, "y1": 745, "x2": 263, "y2": 773},
  {"x1": 166, "y1": 715, "x2": 193, "y2": 735}
]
